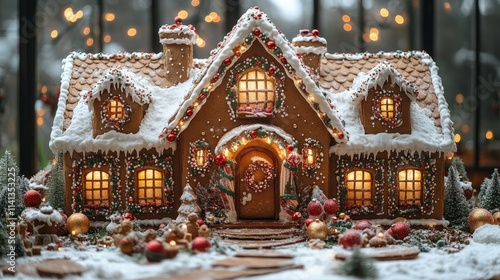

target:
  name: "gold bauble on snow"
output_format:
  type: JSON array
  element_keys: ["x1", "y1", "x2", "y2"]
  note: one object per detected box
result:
[
  {"x1": 468, "y1": 208, "x2": 493, "y2": 232},
  {"x1": 306, "y1": 219, "x2": 328, "y2": 240},
  {"x1": 492, "y1": 212, "x2": 500, "y2": 225},
  {"x1": 67, "y1": 213, "x2": 90, "y2": 235}
]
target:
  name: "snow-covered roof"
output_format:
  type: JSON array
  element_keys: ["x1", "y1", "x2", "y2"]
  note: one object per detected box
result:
[
  {"x1": 325, "y1": 51, "x2": 456, "y2": 156},
  {"x1": 161, "y1": 6, "x2": 347, "y2": 143}
]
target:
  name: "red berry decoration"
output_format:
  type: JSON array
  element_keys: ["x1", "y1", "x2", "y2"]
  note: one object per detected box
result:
[
  {"x1": 24, "y1": 190, "x2": 42, "y2": 208},
  {"x1": 464, "y1": 188, "x2": 473, "y2": 200},
  {"x1": 340, "y1": 229, "x2": 363, "y2": 249},
  {"x1": 311, "y1": 29, "x2": 320, "y2": 36},
  {"x1": 323, "y1": 199, "x2": 339, "y2": 215},
  {"x1": 338, "y1": 133, "x2": 344, "y2": 139},
  {"x1": 268, "y1": 67, "x2": 275, "y2": 74},
  {"x1": 214, "y1": 154, "x2": 227, "y2": 166},
  {"x1": 174, "y1": 16, "x2": 182, "y2": 25},
  {"x1": 304, "y1": 218, "x2": 314, "y2": 227},
  {"x1": 253, "y1": 29, "x2": 261, "y2": 37},
  {"x1": 389, "y1": 222, "x2": 411, "y2": 240},
  {"x1": 354, "y1": 220, "x2": 373, "y2": 231},
  {"x1": 307, "y1": 199, "x2": 323, "y2": 217},
  {"x1": 292, "y1": 212, "x2": 302, "y2": 221},
  {"x1": 186, "y1": 109, "x2": 193, "y2": 116},
  {"x1": 191, "y1": 236, "x2": 211, "y2": 252},
  {"x1": 145, "y1": 240, "x2": 167, "y2": 262},
  {"x1": 280, "y1": 56, "x2": 287, "y2": 63},
  {"x1": 196, "y1": 219, "x2": 205, "y2": 227},
  {"x1": 250, "y1": 130, "x2": 258, "y2": 138},
  {"x1": 167, "y1": 133, "x2": 176, "y2": 142},
  {"x1": 122, "y1": 212, "x2": 135, "y2": 221},
  {"x1": 224, "y1": 58, "x2": 231, "y2": 65},
  {"x1": 266, "y1": 40, "x2": 276, "y2": 49},
  {"x1": 286, "y1": 144, "x2": 295, "y2": 152}
]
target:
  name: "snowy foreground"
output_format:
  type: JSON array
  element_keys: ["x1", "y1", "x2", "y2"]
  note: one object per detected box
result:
[{"x1": 6, "y1": 229, "x2": 500, "y2": 280}]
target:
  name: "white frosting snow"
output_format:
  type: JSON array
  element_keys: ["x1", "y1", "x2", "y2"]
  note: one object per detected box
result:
[
  {"x1": 158, "y1": 24, "x2": 196, "y2": 45},
  {"x1": 473, "y1": 224, "x2": 500, "y2": 244},
  {"x1": 24, "y1": 207, "x2": 63, "y2": 226}
]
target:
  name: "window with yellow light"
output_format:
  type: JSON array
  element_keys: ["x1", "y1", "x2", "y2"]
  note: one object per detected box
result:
[
  {"x1": 237, "y1": 68, "x2": 275, "y2": 116},
  {"x1": 398, "y1": 169, "x2": 422, "y2": 204},
  {"x1": 346, "y1": 170, "x2": 373, "y2": 207},
  {"x1": 380, "y1": 97, "x2": 395, "y2": 118},
  {"x1": 136, "y1": 168, "x2": 164, "y2": 205},
  {"x1": 107, "y1": 99, "x2": 124, "y2": 120},
  {"x1": 84, "y1": 170, "x2": 110, "y2": 206}
]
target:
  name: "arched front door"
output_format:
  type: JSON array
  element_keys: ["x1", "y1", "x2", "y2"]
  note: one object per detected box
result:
[{"x1": 236, "y1": 147, "x2": 279, "y2": 220}]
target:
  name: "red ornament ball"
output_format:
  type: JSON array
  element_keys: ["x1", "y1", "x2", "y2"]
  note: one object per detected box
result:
[
  {"x1": 464, "y1": 188, "x2": 473, "y2": 200},
  {"x1": 323, "y1": 199, "x2": 339, "y2": 215},
  {"x1": 354, "y1": 220, "x2": 373, "y2": 231},
  {"x1": 280, "y1": 56, "x2": 287, "y2": 64},
  {"x1": 340, "y1": 229, "x2": 363, "y2": 249},
  {"x1": 250, "y1": 130, "x2": 258, "y2": 138},
  {"x1": 307, "y1": 199, "x2": 323, "y2": 216},
  {"x1": 214, "y1": 154, "x2": 227, "y2": 166},
  {"x1": 56, "y1": 211, "x2": 68, "y2": 236},
  {"x1": 192, "y1": 236, "x2": 211, "y2": 252},
  {"x1": 186, "y1": 109, "x2": 193, "y2": 117},
  {"x1": 224, "y1": 58, "x2": 232, "y2": 65},
  {"x1": 337, "y1": 133, "x2": 345, "y2": 139},
  {"x1": 24, "y1": 190, "x2": 42, "y2": 208},
  {"x1": 253, "y1": 29, "x2": 261, "y2": 37},
  {"x1": 122, "y1": 212, "x2": 135, "y2": 221},
  {"x1": 304, "y1": 218, "x2": 314, "y2": 227},
  {"x1": 145, "y1": 240, "x2": 167, "y2": 262},
  {"x1": 268, "y1": 67, "x2": 275, "y2": 75},
  {"x1": 311, "y1": 29, "x2": 320, "y2": 36},
  {"x1": 174, "y1": 16, "x2": 182, "y2": 25},
  {"x1": 286, "y1": 151, "x2": 301, "y2": 167},
  {"x1": 266, "y1": 41, "x2": 276, "y2": 49},
  {"x1": 166, "y1": 133, "x2": 176, "y2": 142},
  {"x1": 292, "y1": 212, "x2": 302, "y2": 221},
  {"x1": 196, "y1": 219, "x2": 205, "y2": 227},
  {"x1": 286, "y1": 144, "x2": 295, "y2": 152},
  {"x1": 389, "y1": 222, "x2": 411, "y2": 240}
]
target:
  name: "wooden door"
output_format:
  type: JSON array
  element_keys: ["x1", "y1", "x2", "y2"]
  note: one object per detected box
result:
[{"x1": 236, "y1": 148, "x2": 278, "y2": 220}]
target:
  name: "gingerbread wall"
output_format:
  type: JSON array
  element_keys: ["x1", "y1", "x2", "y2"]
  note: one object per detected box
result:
[
  {"x1": 178, "y1": 39, "x2": 333, "y2": 209},
  {"x1": 92, "y1": 87, "x2": 147, "y2": 138},
  {"x1": 329, "y1": 151, "x2": 445, "y2": 220},
  {"x1": 360, "y1": 80, "x2": 412, "y2": 135}
]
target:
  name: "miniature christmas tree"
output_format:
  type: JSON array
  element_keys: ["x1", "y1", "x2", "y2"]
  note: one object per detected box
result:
[
  {"x1": 176, "y1": 183, "x2": 201, "y2": 223},
  {"x1": 206, "y1": 166, "x2": 230, "y2": 219},
  {"x1": 46, "y1": 154, "x2": 65, "y2": 211},
  {"x1": 0, "y1": 151, "x2": 28, "y2": 218},
  {"x1": 451, "y1": 157, "x2": 469, "y2": 181},
  {"x1": 443, "y1": 167, "x2": 470, "y2": 228},
  {"x1": 337, "y1": 246, "x2": 378, "y2": 278},
  {"x1": 0, "y1": 221, "x2": 7, "y2": 256},
  {"x1": 480, "y1": 169, "x2": 500, "y2": 211},
  {"x1": 478, "y1": 177, "x2": 491, "y2": 204}
]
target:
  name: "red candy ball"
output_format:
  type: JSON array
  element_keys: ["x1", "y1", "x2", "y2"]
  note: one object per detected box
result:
[
  {"x1": 286, "y1": 144, "x2": 295, "y2": 152},
  {"x1": 389, "y1": 222, "x2": 411, "y2": 240},
  {"x1": 266, "y1": 41, "x2": 276, "y2": 49},
  {"x1": 304, "y1": 218, "x2": 314, "y2": 227},
  {"x1": 145, "y1": 240, "x2": 166, "y2": 262},
  {"x1": 307, "y1": 199, "x2": 323, "y2": 216},
  {"x1": 253, "y1": 29, "x2": 261, "y2": 36},
  {"x1": 323, "y1": 199, "x2": 339, "y2": 215},
  {"x1": 24, "y1": 190, "x2": 42, "y2": 208},
  {"x1": 122, "y1": 212, "x2": 135, "y2": 221},
  {"x1": 192, "y1": 236, "x2": 211, "y2": 252},
  {"x1": 354, "y1": 220, "x2": 373, "y2": 231},
  {"x1": 340, "y1": 229, "x2": 363, "y2": 249},
  {"x1": 311, "y1": 29, "x2": 319, "y2": 36},
  {"x1": 292, "y1": 212, "x2": 302, "y2": 221},
  {"x1": 250, "y1": 130, "x2": 258, "y2": 138},
  {"x1": 166, "y1": 133, "x2": 176, "y2": 142},
  {"x1": 214, "y1": 154, "x2": 227, "y2": 166},
  {"x1": 174, "y1": 16, "x2": 182, "y2": 25}
]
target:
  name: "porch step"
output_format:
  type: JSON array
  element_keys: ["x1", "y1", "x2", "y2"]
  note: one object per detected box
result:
[
  {"x1": 220, "y1": 235, "x2": 306, "y2": 249},
  {"x1": 211, "y1": 221, "x2": 296, "y2": 229},
  {"x1": 216, "y1": 228, "x2": 298, "y2": 240},
  {"x1": 213, "y1": 225, "x2": 306, "y2": 249}
]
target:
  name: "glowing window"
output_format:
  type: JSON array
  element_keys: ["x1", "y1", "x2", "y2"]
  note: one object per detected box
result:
[
  {"x1": 398, "y1": 169, "x2": 422, "y2": 204},
  {"x1": 380, "y1": 97, "x2": 395, "y2": 118},
  {"x1": 346, "y1": 170, "x2": 372, "y2": 207},
  {"x1": 137, "y1": 169, "x2": 164, "y2": 205},
  {"x1": 107, "y1": 99, "x2": 124, "y2": 119},
  {"x1": 237, "y1": 69, "x2": 275, "y2": 115},
  {"x1": 84, "y1": 170, "x2": 110, "y2": 206}
]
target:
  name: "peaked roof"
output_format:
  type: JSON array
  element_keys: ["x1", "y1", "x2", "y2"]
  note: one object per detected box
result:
[{"x1": 160, "y1": 6, "x2": 347, "y2": 143}]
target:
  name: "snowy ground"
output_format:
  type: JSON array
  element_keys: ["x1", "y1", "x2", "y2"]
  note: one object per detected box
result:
[{"x1": 5, "y1": 230, "x2": 500, "y2": 280}]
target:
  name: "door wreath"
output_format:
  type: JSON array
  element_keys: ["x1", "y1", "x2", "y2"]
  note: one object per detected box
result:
[{"x1": 244, "y1": 160, "x2": 276, "y2": 192}]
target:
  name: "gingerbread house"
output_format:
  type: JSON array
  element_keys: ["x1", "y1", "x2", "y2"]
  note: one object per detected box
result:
[{"x1": 49, "y1": 7, "x2": 455, "y2": 223}]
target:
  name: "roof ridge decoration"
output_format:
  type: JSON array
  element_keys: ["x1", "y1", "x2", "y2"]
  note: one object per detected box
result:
[
  {"x1": 82, "y1": 66, "x2": 153, "y2": 107},
  {"x1": 351, "y1": 60, "x2": 419, "y2": 102},
  {"x1": 160, "y1": 6, "x2": 347, "y2": 143},
  {"x1": 70, "y1": 51, "x2": 163, "y2": 61}
]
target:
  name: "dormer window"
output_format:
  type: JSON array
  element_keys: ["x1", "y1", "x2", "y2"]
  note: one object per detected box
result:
[
  {"x1": 380, "y1": 97, "x2": 395, "y2": 118},
  {"x1": 101, "y1": 95, "x2": 131, "y2": 130},
  {"x1": 237, "y1": 68, "x2": 275, "y2": 117}
]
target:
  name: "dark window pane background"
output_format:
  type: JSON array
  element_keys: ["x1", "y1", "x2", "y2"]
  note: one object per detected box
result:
[{"x1": 5, "y1": 0, "x2": 499, "y2": 177}]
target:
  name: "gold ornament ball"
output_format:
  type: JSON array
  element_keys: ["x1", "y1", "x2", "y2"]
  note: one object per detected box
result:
[
  {"x1": 307, "y1": 219, "x2": 328, "y2": 240},
  {"x1": 468, "y1": 208, "x2": 494, "y2": 232},
  {"x1": 67, "y1": 213, "x2": 91, "y2": 235},
  {"x1": 493, "y1": 212, "x2": 500, "y2": 225}
]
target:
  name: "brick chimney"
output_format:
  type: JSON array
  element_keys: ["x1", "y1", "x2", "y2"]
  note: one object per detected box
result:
[
  {"x1": 292, "y1": 29, "x2": 327, "y2": 77},
  {"x1": 158, "y1": 17, "x2": 196, "y2": 87}
]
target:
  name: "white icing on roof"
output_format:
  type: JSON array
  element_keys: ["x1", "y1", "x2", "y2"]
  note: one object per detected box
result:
[
  {"x1": 158, "y1": 23, "x2": 196, "y2": 45},
  {"x1": 162, "y1": 6, "x2": 346, "y2": 143}
]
